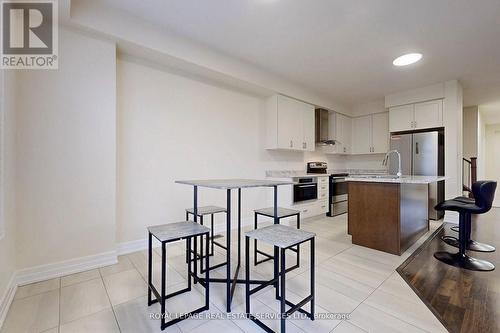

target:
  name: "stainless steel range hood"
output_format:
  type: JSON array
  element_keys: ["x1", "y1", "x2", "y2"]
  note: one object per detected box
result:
[{"x1": 315, "y1": 108, "x2": 339, "y2": 146}]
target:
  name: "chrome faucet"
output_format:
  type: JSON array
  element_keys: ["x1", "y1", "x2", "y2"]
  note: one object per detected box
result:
[{"x1": 382, "y1": 150, "x2": 402, "y2": 177}]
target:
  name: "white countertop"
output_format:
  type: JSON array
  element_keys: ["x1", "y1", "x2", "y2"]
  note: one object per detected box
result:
[{"x1": 346, "y1": 175, "x2": 446, "y2": 184}]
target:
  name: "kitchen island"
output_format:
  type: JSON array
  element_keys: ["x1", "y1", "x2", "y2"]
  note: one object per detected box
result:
[{"x1": 346, "y1": 175, "x2": 446, "y2": 255}]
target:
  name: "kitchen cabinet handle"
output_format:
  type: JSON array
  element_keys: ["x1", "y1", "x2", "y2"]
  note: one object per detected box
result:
[{"x1": 290, "y1": 140, "x2": 293, "y2": 148}]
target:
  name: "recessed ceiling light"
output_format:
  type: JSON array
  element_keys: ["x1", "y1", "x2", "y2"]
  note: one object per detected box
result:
[{"x1": 393, "y1": 53, "x2": 423, "y2": 66}]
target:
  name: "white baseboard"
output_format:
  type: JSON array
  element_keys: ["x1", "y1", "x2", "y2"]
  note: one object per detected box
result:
[
  {"x1": 0, "y1": 273, "x2": 17, "y2": 330},
  {"x1": 15, "y1": 250, "x2": 118, "y2": 287},
  {"x1": 117, "y1": 239, "x2": 148, "y2": 255}
]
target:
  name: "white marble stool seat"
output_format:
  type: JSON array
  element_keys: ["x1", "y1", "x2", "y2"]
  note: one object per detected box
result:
[
  {"x1": 246, "y1": 224, "x2": 315, "y2": 249},
  {"x1": 148, "y1": 221, "x2": 210, "y2": 242}
]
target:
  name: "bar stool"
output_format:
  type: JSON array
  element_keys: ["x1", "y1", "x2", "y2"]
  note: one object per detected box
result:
[
  {"x1": 186, "y1": 206, "x2": 227, "y2": 273},
  {"x1": 434, "y1": 181, "x2": 497, "y2": 271},
  {"x1": 147, "y1": 221, "x2": 210, "y2": 330},
  {"x1": 253, "y1": 207, "x2": 300, "y2": 271},
  {"x1": 245, "y1": 225, "x2": 315, "y2": 333},
  {"x1": 442, "y1": 195, "x2": 496, "y2": 252}
]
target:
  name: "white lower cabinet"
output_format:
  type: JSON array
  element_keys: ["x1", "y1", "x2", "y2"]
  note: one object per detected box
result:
[{"x1": 294, "y1": 199, "x2": 328, "y2": 219}]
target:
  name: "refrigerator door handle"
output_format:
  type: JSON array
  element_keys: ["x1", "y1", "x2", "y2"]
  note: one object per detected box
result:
[{"x1": 415, "y1": 141, "x2": 419, "y2": 154}]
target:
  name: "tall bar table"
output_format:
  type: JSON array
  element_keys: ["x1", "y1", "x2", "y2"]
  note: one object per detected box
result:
[{"x1": 175, "y1": 179, "x2": 295, "y2": 312}]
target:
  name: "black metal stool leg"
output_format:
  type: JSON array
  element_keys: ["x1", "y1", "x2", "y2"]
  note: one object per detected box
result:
[
  {"x1": 194, "y1": 234, "x2": 198, "y2": 283},
  {"x1": 254, "y1": 212, "x2": 258, "y2": 266},
  {"x1": 245, "y1": 236, "x2": 250, "y2": 316},
  {"x1": 296, "y1": 214, "x2": 301, "y2": 268},
  {"x1": 274, "y1": 245, "x2": 279, "y2": 299},
  {"x1": 187, "y1": 238, "x2": 192, "y2": 289},
  {"x1": 211, "y1": 214, "x2": 215, "y2": 256},
  {"x1": 200, "y1": 216, "x2": 204, "y2": 273},
  {"x1": 185, "y1": 211, "x2": 190, "y2": 263},
  {"x1": 148, "y1": 232, "x2": 153, "y2": 306},
  {"x1": 161, "y1": 242, "x2": 166, "y2": 329},
  {"x1": 280, "y1": 248, "x2": 286, "y2": 333},
  {"x1": 310, "y1": 238, "x2": 315, "y2": 320}
]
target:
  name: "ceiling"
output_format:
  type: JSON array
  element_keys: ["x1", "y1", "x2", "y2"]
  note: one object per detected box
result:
[{"x1": 97, "y1": 0, "x2": 500, "y2": 107}]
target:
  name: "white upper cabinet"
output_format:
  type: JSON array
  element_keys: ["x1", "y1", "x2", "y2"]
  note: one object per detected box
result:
[
  {"x1": 326, "y1": 112, "x2": 351, "y2": 154},
  {"x1": 413, "y1": 100, "x2": 443, "y2": 130},
  {"x1": 389, "y1": 100, "x2": 443, "y2": 132},
  {"x1": 389, "y1": 104, "x2": 414, "y2": 132},
  {"x1": 302, "y1": 104, "x2": 315, "y2": 151},
  {"x1": 351, "y1": 115, "x2": 372, "y2": 154},
  {"x1": 351, "y1": 112, "x2": 389, "y2": 154},
  {"x1": 341, "y1": 115, "x2": 352, "y2": 154},
  {"x1": 371, "y1": 112, "x2": 389, "y2": 153},
  {"x1": 265, "y1": 95, "x2": 315, "y2": 151}
]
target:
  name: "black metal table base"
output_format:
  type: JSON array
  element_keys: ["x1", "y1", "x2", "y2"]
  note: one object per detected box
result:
[
  {"x1": 186, "y1": 185, "x2": 283, "y2": 312},
  {"x1": 245, "y1": 236, "x2": 315, "y2": 333},
  {"x1": 148, "y1": 232, "x2": 210, "y2": 330}
]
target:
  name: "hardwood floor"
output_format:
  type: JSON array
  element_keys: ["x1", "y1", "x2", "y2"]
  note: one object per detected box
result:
[{"x1": 398, "y1": 208, "x2": 500, "y2": 333}]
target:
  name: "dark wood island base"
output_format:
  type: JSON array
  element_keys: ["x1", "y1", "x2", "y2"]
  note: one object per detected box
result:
[{"x1": 348, "y1": 181, "x2": 429, "y2": 255}]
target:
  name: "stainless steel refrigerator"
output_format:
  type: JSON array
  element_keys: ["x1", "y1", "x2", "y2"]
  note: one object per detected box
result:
[{"x1": 389, "y1": 130, "x2": 445, "y2": 220}]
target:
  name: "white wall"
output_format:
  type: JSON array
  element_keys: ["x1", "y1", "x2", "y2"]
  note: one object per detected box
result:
[
  {"x1": 0, "y1": 71, "x2": 17, "y2": 322},
  {"x1": 463, "y1": 106, "x2": 478, "y2": 158},
  {"x1": 443, "y1": 80, "x2": 464, "y2": 199},
  {"x1": 14, "y1": 28, "x2": 117, "y2": 269},
  {"x1": 477, "y1": 109, "x2": 487, "y2": 179},
  {"x1": 485, "y1": 123, "x2": 500, "y2": 207},
  {"x1": 117, "y1": 58, "x2": 329, "y2": 243}
]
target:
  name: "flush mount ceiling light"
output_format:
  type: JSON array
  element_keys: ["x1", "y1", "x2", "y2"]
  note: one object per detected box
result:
[{"x1": 393, "y1": 53, "x2": 423, "y2": 66}]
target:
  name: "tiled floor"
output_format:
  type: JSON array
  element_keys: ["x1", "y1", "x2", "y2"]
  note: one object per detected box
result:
[{"x1": 1, "y1": 214, "x2": 448, "y2": 333}]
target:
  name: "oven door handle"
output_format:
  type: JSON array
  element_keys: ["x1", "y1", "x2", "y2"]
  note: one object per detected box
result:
[{"x1": 296, "y1": 184, "x2": 316, "y2": 188}]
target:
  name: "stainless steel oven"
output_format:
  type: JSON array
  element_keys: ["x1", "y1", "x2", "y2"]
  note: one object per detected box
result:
[
  {"x1": 293, "y1": 177, "x2": 318, "y2": 203},
  {"x1": 328, "y1": 173, "x2": 348, "y2": 216}
]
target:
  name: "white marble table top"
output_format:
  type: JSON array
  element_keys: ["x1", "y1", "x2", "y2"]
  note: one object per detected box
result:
[
  {"x1": 346, "y1": 175, "x2": 446, "y2": 184},
  {"x1": 175, "y1": 179, "x2": 295, "y2": 189}
]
